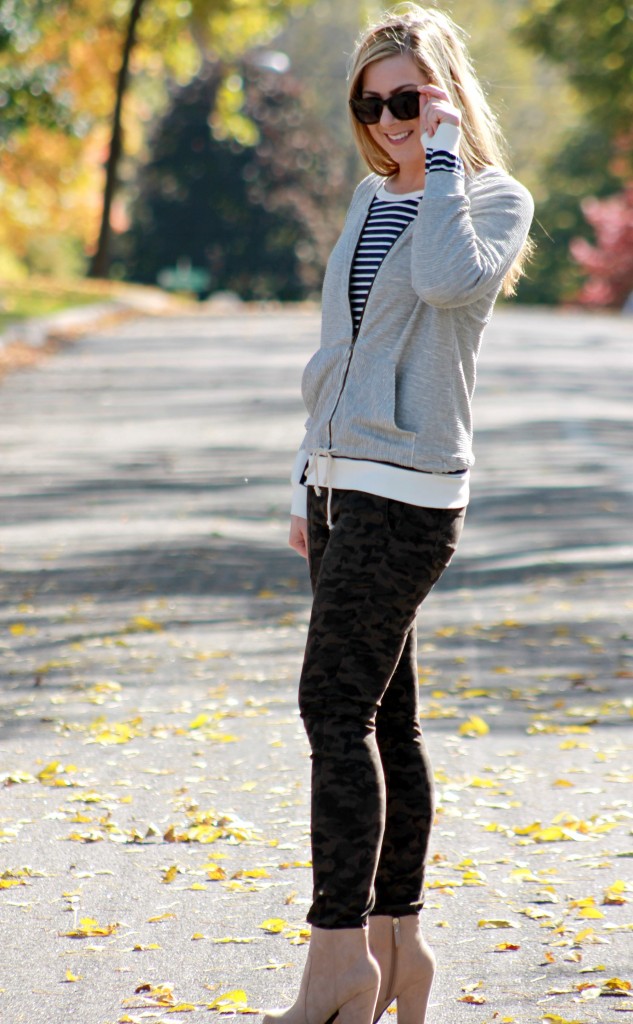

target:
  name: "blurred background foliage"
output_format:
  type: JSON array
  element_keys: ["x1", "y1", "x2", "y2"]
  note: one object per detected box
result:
[{"x1": 1, "y1": 0, "x2": 632, "y2": 307}]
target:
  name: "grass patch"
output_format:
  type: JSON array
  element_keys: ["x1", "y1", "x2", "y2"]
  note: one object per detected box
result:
[{"x1": 0, "y1": 278, "x2": 124, "y2": 331}]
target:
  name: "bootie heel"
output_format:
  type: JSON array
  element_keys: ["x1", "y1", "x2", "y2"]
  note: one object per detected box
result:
[
  {"x1": 262, "y1": 924, "x2": 380, "y2": 1024},
  {"x1": 368, "y1": 915, "x2": 435, "y2": 1024},
  {"x1": 337, "y1": 984, "x2": 380, "y2": 1024}
]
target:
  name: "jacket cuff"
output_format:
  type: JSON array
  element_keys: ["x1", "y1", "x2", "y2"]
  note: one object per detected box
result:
[
  {"x1": 291, "y1": 481, "x2": 308, "y2": 518},
  {"x1": 421, "y1": 122, "x2": 461, "y2": 155},
  {"x1": 291, "y1": 448, "x2": 308, "y2": 484},
  {"x1": 290, "y1": 449, "x2": 309, "y2": 518}
]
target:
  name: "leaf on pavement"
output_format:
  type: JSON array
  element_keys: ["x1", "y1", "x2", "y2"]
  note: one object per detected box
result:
[
  {"x1": 259, "y1": 918, "x2": 290, "y2": 933},
  {"x1": 458, "y1": 716, "x2": 489, "y2": 737},
  {"x1": 208, "y1": 989, "x2": 254, "y2": 1011},
  {"x1": 602, "y1": 978, "x2": 632, "y2": 995},
  {"x1": 603, "y1": 880, "x2": 629, "y2": 905},
  {"x1": 62, "y1": 916, "x2": 119, "y2": 937}
]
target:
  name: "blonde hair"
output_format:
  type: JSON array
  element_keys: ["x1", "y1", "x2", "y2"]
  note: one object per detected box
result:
[{"x1": 348, "y1": 4, "x2": 532, "y2": 294}]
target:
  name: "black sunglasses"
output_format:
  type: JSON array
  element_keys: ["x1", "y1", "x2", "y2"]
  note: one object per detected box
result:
[{"x1": 349, "y1": 90, "x2": 420, "y2": 126}]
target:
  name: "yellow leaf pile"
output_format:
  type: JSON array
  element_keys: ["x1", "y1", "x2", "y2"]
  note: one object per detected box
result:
[
  {"x1": 510, "y1": 812, "x2": 620, "y2": 843},
  {"x1": 164, "y1": 809, "x2": 262, "y2": 845},
  {"x1": 85, "y1": 716, "x2": 143, "y2": 746}
]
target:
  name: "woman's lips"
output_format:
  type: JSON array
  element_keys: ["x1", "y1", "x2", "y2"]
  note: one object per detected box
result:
[{"x1": 382, "y1": 129, "x2": 413, "y2": 145}]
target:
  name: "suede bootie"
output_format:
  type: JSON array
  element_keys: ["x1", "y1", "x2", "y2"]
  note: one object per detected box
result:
[
  {"x1": 262, "y1": 924, "x2": 380, "y2": 1024},
  {"x1": 367, "y1": 915, "x2": 436, "y2": 1024}
]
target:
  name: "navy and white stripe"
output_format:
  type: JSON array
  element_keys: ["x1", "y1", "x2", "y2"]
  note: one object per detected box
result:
[
  {"x1": 425, "y1": 148, "x2": 464, "y2": 177},
  {"x1": 348, "y1": 148, "x2": 463, "y2": 332},
  {"x1": 349, "y1": 194, "x2": 421, "y2": 333}
]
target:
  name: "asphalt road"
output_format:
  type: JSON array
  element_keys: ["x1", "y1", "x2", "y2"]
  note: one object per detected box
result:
[{"x1": 0, "y1": 307, "x2": 631, "y2": 1024}]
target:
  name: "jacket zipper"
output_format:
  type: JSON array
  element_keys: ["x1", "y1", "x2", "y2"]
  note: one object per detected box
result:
[
  {"x1": 325, "y1": 201, "x2": 416, "y2": 449},
  {"x1": 326, "y1": 205, "x2": 377, "y2": 449}
]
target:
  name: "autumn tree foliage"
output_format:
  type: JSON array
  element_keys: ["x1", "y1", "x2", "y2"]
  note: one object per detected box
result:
[
  {"x1": 569, "y1": 187, "x2": 633, "y2": 309},
  {"x1": 0, "y1": 0, "x2": 310, "y2": 280}
]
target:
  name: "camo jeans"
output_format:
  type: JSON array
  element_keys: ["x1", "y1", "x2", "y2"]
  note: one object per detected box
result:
[{"x1": 299, "y1": 487, "x2": 464, "y2": 929}]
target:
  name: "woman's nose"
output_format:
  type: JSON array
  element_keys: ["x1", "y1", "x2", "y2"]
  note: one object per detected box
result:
[{"x1": 379, "y1": 104, "x2": 397, "y2": 126}]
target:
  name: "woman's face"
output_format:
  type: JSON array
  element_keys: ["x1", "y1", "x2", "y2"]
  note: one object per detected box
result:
[{"x1": 361, "y1": 52, "x2": 429, "y2": 168}]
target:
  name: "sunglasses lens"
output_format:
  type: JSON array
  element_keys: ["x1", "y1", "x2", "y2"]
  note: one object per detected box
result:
[
  {"x1": 390, "y1": 92, "x2": 420, "y2": 120},
  {"x1": 349, "y1": 97, "x2": 382, "y2": 125},
  {"x1": 350, "y1": 92, "x2": 420, "y2": 125}
]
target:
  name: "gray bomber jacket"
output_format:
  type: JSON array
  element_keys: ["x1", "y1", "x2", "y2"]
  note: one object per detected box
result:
[{"x1": 300, "y1": 162, "x2": 534, "y2": 474}]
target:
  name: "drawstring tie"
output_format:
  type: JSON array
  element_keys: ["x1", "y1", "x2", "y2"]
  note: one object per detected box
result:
[{"x1": 307, "y1": 448, "x2": 337, "y2": 529}]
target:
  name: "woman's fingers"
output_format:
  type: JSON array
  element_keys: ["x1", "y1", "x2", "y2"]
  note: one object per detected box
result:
[
  {"x1": 417, "y1": 84, "x2": 461, "y2": 136},
  {"x1": 418, "y1": 83, "x2": 451, "y2": 101}
]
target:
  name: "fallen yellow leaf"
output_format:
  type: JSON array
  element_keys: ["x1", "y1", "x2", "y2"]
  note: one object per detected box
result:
[
  {"x1": 62, "y1": 916, "x2": 119, "y2": 938},
  {"x1": 189, "y1": 713, "x2": 210, "y2": 730},
  {"x1": 603, "y1": 880, "x2": 629, "y2": 905},
  {"x1": 458, "y1": 715, "x2": 489, "y2": 738},
  {"x1": 259, "y1": 918, "x2": 290, "y2": 934},
  {"x1": 602, "y1": 977, "x2": 632, "y2": 995},
  {"x1": 207, "y1": 863, "x2": 228, "y2": 881},
  {"x1": 541, "y1": 1017, "x2": 586, "y2": 1024},
  {"x1": 125, "y1": 615, "x2": 162, "y2": 632},
  {"x1": 208, "y1": 989, "x2": 250, "y2": 1010}
]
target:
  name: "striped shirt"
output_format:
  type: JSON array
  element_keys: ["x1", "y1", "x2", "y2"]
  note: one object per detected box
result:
[
  {"x1": 348, "y1": 145, "x2": 464, "y2": 334},
  {"x1": 349, "y1": 187, "x2": 421, "y2": 334}
]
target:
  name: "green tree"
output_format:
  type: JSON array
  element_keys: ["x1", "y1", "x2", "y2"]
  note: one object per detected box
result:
[
  {"x1": 89, "y1": 0, "x2": 312, "y2": 278},
  {"x1": 511, "y1": 123, "x2": 623, "y2": 305},
  {"x1": 515, "y1": 0, "x2": 633, "y2": 144},
  {"x1": 116, "y1": 59, "x2": 344, "y2": 299},
  {"x1": 513, "y1": 0, "x2": 633, "y2": 303}
]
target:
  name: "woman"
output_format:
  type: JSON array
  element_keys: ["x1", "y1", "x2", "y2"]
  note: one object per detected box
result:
[{"x1": 264, "y1": 5, "x2": 533, "y2": 1023}]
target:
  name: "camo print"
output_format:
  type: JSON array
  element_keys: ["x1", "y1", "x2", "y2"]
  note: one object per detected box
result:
[{"x1": 299, "y1": 487, "x2": 464, "y2": 929}]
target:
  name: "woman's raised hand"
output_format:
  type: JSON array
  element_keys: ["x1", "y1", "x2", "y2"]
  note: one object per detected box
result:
[{"x1": 418, "y1": 84, "x2": 461, "y2": 138}]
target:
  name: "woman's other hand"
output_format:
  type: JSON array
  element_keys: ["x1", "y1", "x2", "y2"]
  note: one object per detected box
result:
[
  {"x1": 289, "y1": 515, "x2": 309, "y2": 559},
  {"x1": 418, "y1": 84, "x2": 461, "y2": 138}
]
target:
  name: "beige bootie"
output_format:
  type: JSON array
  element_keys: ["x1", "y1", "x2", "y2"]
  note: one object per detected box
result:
[
  {"x1": 262, "y1": 925, "x2": 380, "y2": 1024},
  {"x1": 367, "y1": 915, "x2": 435, "y2": 1024}
]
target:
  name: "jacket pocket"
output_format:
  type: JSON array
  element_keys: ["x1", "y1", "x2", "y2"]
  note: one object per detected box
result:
[
  {"x1": 301, "y1": 343, "x2": 349, "y2": 417},
  {"x1": 336, "y1": 349, "x2": 417, "y2": 456}
]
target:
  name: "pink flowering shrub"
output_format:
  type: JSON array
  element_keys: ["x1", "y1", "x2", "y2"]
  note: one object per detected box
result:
[{"x1": 569, "y1": 186, "x2": 633, "y2": 308}]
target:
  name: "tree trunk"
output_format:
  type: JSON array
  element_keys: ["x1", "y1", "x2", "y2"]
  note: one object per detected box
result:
[{"x1": 89, "y1": 0, "x2": 146, "y2": 279}]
